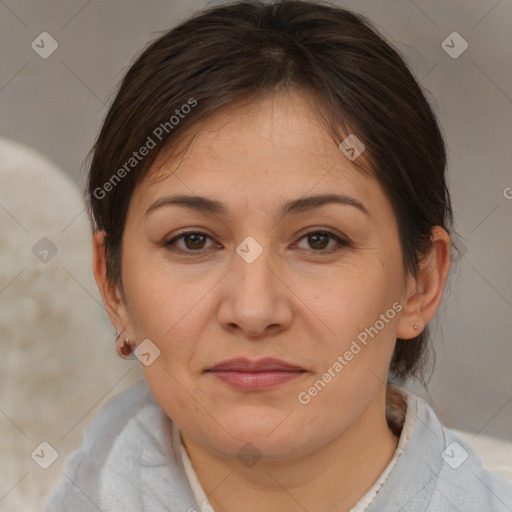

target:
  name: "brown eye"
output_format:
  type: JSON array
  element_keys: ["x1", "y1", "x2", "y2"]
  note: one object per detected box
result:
[
  {"x1": 307, "y1": 233, "x2": 330, "y2": 250},
  {"x1": 295, "y1": 230, "x2": 347, "y2": 252},
  {"x1": 165, "y1": 231, "x2": 215, "y2": 253},
  {"x1": 182, "y1": 233, "x2": 208, "y2": 250}
]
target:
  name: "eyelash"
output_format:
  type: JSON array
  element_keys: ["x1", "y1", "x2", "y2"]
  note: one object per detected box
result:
[{"x1": 164, "y1": 229, "x2": 348, "y2": 256}]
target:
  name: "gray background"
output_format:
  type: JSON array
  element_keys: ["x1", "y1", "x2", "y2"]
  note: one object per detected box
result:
[{"x1": 1, "y1": 0, "x2": 510, "y2": 453}]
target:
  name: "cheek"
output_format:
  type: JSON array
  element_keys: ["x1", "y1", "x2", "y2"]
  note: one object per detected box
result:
[
  {"x1": 301, "y1": 257, "x2": 404, "y2": 388},
  {"x1": 121, "y1": 252, "x2": 208, "y2": 417},
  {"x1": 291, "y1": 266, "x2": 402, "y2": 429},
  {"x1": 121, "y1": 244, "x2": 202, "y2": 336},
  {"x1": 303, "y1": 255, "x2": 401, "y2": 335}
]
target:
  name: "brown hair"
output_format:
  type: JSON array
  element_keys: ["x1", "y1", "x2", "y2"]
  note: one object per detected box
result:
[{"x1": 85, "y1": 0, "x2": 453, "y2": 383}]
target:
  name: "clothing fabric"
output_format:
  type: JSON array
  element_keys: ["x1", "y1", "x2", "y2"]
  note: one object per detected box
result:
[{"x1": 46, "y1": 378, "x2": 512, "y2": 511}]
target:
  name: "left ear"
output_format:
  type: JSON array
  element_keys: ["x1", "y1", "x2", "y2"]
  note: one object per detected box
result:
[{"x1": 397, "y1": 226, "x2": 451, "y2": 339}]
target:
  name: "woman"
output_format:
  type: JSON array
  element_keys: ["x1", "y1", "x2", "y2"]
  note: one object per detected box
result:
[{"x1": 46, "y1": 1, "x2": 512, "y2": 510}]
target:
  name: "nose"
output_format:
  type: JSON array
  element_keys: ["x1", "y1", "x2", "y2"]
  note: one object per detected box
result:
[{"x1": 217, "y1": 239, "x2": 293, "y2": 339}]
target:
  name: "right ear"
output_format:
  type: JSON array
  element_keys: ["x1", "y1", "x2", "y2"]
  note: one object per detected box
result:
[{"x1": 92, "y1": 231, "x2": 131, "y2": 335}]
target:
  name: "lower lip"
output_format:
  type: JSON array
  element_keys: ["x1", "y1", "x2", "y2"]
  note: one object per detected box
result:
[{"x1": 208, "y1": 370, "x2": 305, "y2": 390}]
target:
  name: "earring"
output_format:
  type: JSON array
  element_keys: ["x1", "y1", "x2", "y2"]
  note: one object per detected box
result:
[
  {"x1": 115, "y1": 331, "x2": 135, "y2": 359},
  {"x1": 120, "y1": 338, "x2": 133, "y2": 356},
  {"x1": 413, "y1": 324, "x2": 419, "y2": 331}
]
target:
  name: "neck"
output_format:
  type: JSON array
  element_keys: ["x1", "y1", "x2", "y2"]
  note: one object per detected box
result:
[{"x1": 181, "y1": 384, "x2": 403, "y2": 512}]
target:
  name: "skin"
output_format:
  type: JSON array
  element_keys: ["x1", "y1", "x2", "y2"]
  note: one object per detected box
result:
[{"x1": 93, "y1": 90, "x2": 451, "y2": 512}]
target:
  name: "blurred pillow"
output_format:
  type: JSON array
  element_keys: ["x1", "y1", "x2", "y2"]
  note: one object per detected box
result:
[{"x1": 0, "y1": 138, "x2": 143, "y2": 510}]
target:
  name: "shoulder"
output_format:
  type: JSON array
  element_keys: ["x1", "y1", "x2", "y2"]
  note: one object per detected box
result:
[
  {"x1": 410, "y1": 391, "x2": 512, "y2": 511},
  {"x1": 428, "y1": 412, "x2": 512, "y2": 510},
  {"x1": 367, "y1": 388, "x2": 512, "y2": 511},
  {"x1": 45, "y1": 379, "x2": 196, "y2": 511}
]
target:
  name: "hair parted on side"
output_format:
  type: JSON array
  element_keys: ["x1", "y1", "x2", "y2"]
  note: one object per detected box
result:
[{"x1": 84, "y1": 0, "x2": 453, "y2": 384}]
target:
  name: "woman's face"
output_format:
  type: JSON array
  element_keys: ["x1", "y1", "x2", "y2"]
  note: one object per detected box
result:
[{"x1": 109, "y1": 91, "x2": 416, "y2": 459}]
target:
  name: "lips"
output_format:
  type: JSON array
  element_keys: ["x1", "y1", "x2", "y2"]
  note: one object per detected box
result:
[
  {"x1": 206, "y1": 358, "x2": 306, "y2": 391},
  {"x1": 207, "y1": 357, "x2": 304, "y2": 372}
]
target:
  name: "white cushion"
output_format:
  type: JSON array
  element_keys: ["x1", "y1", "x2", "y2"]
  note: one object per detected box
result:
[{"x1": 0, "y1": 138, "x2": 143, "y2": 510}]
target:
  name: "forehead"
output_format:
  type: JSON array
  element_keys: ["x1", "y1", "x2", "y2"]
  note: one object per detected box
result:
[{"x1": 133, "y1": 91, "x2": 386, "y2": 218}]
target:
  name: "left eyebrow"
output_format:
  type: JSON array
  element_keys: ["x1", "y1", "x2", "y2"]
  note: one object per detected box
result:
[
  {"x1": 144, "y1": 192, "x2": 371, "y2": 219},
  {"x1": 278, "y1": 193, "x2": 370, "y2": 219}
]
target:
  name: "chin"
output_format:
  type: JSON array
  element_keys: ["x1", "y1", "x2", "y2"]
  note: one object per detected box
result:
[{"x1": 205, "y1": 415, "x2": 313, "y2": 459}]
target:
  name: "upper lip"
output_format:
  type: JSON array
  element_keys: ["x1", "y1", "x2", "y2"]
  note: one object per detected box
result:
[{"x1": 207, "y1": 357, "x2": 305, "y2": 372}]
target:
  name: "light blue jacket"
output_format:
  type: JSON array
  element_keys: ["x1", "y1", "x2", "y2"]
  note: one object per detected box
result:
[{"x1": 46, "y1": 379, "x2": 512, "y2": 511}]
